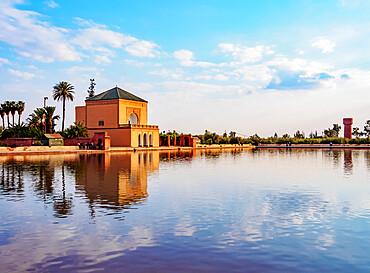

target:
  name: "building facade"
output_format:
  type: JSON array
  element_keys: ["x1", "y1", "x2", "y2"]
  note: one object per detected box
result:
[{"x1": 75, "y1": 86, "x2": 159, "y2": 147}]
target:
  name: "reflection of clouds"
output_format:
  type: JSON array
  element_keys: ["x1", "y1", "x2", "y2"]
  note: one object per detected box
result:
[
  {"x1": 174, "y1": 214, "x2": 196, "y2": 236},
  {"x1": 315, "y1": 233, "x2": 335, "y2": 250},
  {"x1": 265, "y1": 192, "x2": 329, "y2": 222},
  {"x1": 215, "y1": 190, "x2": 340, "y2": 249},
  {"x1": 0, "y1": 223, "x2": 156, "y2": 272},
  {"x1": 128, "y1": 226, "x2": 155, "y2": 248}
]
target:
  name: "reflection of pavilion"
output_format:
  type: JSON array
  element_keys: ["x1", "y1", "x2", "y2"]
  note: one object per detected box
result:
[{"x1": 75, "y1": 152, "x2": 159, "y2": 210}]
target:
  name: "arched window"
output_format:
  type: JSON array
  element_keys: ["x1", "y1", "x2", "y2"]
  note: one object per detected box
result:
[
  {"x1": 129, "y1": 112, "x2": 138, "y2": 125},
  {"x1": 149, "y1": 134, "x2": 153, "y2": 147},
  {"x1": 138, "y1": 134, "x2": 142, "y2": 147},
  {"x1": 143, "y1": 133, "x2": 148, "y2": 147}
]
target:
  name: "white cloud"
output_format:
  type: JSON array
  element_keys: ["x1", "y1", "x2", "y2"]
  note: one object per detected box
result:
[
  {"x1": 72, "y1": 27, "x2": 136, "y2": 50},
  {"x1": 296, "y1": 49, "x2": 305, "y2": 55},
  {"x1": 72, "y1": 24, "x2": 160, "y2": 58},
  {"x1": 193, "y1": 73, "x2": 229, "y2": 81},
  {"x1": 149, "y1": 68, "x2": 183, "y2": 79},
  {"x1": 124, "y1": 59, "x2": 145, "y2": 67},
  {"x1": 94, "y1": 55, "x2": 111, "y2": 64},
  {"x1": 173, "y1": 49, "x2": 215, "y2": 67},
  {"x1": 214, "y1": 74, "x2": 229, "y2": 81},
  {"x1": 125, "y1": 40, "x2": 159, "y2": 58},
  {"x1": 267, "y1": 57, "x2": 333, "y2": 77},
  {"x1": 44, "y1": 0, "x2": 59, "y2": 8},
  {"x1": 312, "y1": 38, "x2": 336, "y2": 53},
  {"x1": 231, "y1": 64, "x2": 273, "y2": 86},
  {"x1": 0, "y1": 3, "x2": 81, "y2": 62},
  {"x1": 8, "y1": 68, "x2": 35, "y2": 80},
  {"x1": 219, "y1": 43, "x2": 274, "y2": 63},
  {"x1": 0, "y1": 3, "x2": 161, "y2": 63},
  {"x1": 0, "y1": 57, "x2": 9, "y2": 65},
  {"x1": 65, "y1": 66, "x2": 103, "y2": 74}
]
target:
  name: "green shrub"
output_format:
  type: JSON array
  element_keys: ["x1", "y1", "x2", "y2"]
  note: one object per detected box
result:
[
  {"x1": 32, "y1": 140, "x2": 43, "y2": 146},
  {"x1": 1, "y1": 125, "x2": 43, "y2": 140}
]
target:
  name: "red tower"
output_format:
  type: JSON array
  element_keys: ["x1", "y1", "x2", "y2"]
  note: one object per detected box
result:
[{"x1": 343, "y1": 118, "x2": 353, "y2": 139}]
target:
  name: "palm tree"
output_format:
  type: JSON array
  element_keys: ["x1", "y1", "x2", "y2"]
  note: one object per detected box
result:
[
  {"x1": 9, "y1": 101, "x2": 17, "y2": 126},
  {"x1": 1, "y1": 101, "x2": 11, "y2": 128},
  {"x1": 65, "y1": 122, "x2": 88, "y2": 138},
  {"x1": 0, "y1": 108, "x2": 5, "y2": 129},
  {"x1": 16, "y1": 101, "x2": 25, "y2": 125},
  {"x1": 27, "y1": 108, "x2": 46, "y2": 132},
  {"x1": 44, "y1": 106, "x2": 60, "y2": 133},
  {"x1": 52, "y1": 82, "x2": 74, "y2": 131}
]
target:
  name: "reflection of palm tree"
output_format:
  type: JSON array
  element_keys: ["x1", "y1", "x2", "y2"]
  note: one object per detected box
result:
[
  {"x1": 53, "y1": 165, "x2": 73, "y2": 218},
  {"x1": 0, "y1": 163, "x2": 4, "y2": 192}
]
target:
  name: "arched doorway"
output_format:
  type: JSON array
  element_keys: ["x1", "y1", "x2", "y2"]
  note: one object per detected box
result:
[
  {"x1": 138, "y1": 134, "x2": 142, "y2": 147},
  {"x1": 143, "y1": 133, "x2": 148, "y2": 147},
  {"x1": 184, "y1": 137, "x2": 189, "y2": 147},
  {"x1": 129, "y1": 112, "x2": 138, "y2": 125},
  {"x1": 149, "y1": 134, "x2": 153, "y2": 147}
]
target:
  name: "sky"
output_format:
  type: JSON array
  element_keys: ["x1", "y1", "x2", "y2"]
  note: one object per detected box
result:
[{"x1": 0, "y1": 0, "x2": 370, "y2": 137}]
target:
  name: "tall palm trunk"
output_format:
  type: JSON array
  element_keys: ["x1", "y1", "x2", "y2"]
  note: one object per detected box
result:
[
  {"x1": 7, "y1": 114, "x2": 9, "y2": 128},
  {"x1": 12, "y1": 114, "x2": 14, "y2": 126},
  {"x1": 62, "y1": 98, "x2": 65, "y2": 131},
  {"x1": 18, "y1": 113, "x2": 21, "y2": 125}
]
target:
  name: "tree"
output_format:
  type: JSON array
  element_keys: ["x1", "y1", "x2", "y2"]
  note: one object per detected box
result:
[
  {"x1": 1, "y1": 124, "x2": 42, "y2": 139},
  {"x1": 229, "y1": 131, "x2": 236, "y2": 138},
  {"x1": 1, "y1": 101, "x2": 11, "y2": 128},
  {"x1": 44, "y1": 106, "x2": 60, "y2": 133},
  {"x1": 52, "y1": 81, "x2": 74, "y2": 131},
  {"x1": 87, "y1": 79, "x2": 96, "y2": 98},
  {"x1": 364, "y1": 120, "x2": 370, "y2": 137},
  {"x1": 332, "y1": 124, "x2": 341, "y2": 136},
  {"x1": 27, "y1": 108, "x2": 46, "y2": 132},
  {"x1": 9, "y1": 101, "x2": 17, "y2": 126},
  {"x1": 0, "y1": 107, "x2": 5, "y2": 128},
  {"x1": 16, "y1": 101, "x2": 25, "y2": 125},
  {"x1": 64, "y1": 122, "x2": 88, "y2": 139},
  {"x1": 353, "y1": 127, "x2": 363, "y2": 138},
  {"x1": 294, "y1": 130, "x2": 305, "y2": 139},
  {"x1": 324, "y1": 124, "x2": 341, "y2": 137}
]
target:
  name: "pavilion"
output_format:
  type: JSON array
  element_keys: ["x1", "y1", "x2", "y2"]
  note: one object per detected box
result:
[{"x1": 75, "y1": 86, "x2": 159, "y2": 147}]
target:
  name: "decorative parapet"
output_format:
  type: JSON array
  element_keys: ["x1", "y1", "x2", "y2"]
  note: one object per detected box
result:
[{"x1": 119, "y1": 124, "x2": 159, "y2": 129}]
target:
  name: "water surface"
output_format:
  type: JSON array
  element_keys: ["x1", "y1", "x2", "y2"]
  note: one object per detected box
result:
[{"x1": 1, "y1": 149, "x2": 370, "y2": 272}]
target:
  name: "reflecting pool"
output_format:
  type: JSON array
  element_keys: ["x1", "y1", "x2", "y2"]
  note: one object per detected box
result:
[{"x1": 1, "y1": 149, "x2": 370, "y2": 272}]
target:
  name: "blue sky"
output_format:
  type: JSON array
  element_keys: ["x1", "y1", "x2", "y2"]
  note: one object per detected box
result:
[{"x1": 1, "y1": 0, "x2": 370, "y2": 136}]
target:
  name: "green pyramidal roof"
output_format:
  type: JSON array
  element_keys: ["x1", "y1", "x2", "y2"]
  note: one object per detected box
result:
[{"x1": 86, "y1": 86, "x2": 147, "y2": 102}]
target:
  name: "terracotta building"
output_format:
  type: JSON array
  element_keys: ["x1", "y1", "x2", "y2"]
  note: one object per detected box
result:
[{"x1": 75, "y1": 86, "x2": 159, "y2": 147}]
